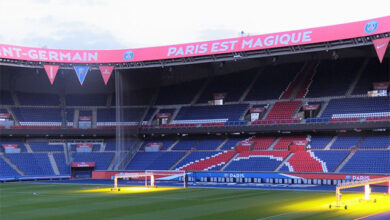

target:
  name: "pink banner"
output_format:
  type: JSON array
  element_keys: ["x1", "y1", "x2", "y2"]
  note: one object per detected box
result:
[
  {"x1": 372, "y1": 37, "x2": 390, "y2": 63},
  {"x1": 99, "y1": 66, "x2": 114, "y2": 85},
  {"x1": 0, "y1": 16, "x2": 389, "y2": 64},
  {"x1": 72, "y1": 162, "x2": 95, "y2": 168},
  {"x1": 2, "y1": 144, "x2": 18, "y2": 149},
  {"x1": 77, "y1": 144, "x2": 93, "y2": 148},
  {"x1": 43, "y1": 65, "x2": 59, "y2": 84},
  {"x1": 0, "y1": 113, "x2": 11, "y2": 118},
  {"x1": 79, "y1": 116, "x2": 92, "y2": 121}
]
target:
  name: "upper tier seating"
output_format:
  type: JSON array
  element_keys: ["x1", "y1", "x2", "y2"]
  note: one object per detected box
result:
[
  {"x1": 6, "y1": 153, "x2": 55, "y2": 175},
  {"x1": 66, "y1": 94, "x2": 108, "y2": 106},
  {"x1": 245, "y1": 63, "x2": 302, "y2": 101},
  {"x1": 17, "y1": 92, "x2": 60, "y2": 106},
  {"x1": 0, "y1": 157, "x2": 20, "y2": 177},
  {"x1": 156, "y1": 80, "x2": 204, "y2": 105},
  {"x1": 97, "y1": 108, "x2": 145, "y2": 125},
  {"x1": 71, "y1": 152, "x2": 114, "y2": 170},
  {"x1": 12, "y1": 107, "x2": 62, "y2": 123},
  {"x1": 29, "y1": 141, "x2": 64, "y2": 152},
  {"x1": 352, "y1": 59, "x2": 389, "y2": 95},
  {"x1": 321, "y1": 97, "x2": 390, "y2": 119},
  {"x1": 329, "y1": 136, "x2": 363, "y2": 149},
  {"x1": 306, "y1": 58, "x2": 364, "y2": 97},
  {"x1": 0, "y1": 90, "x2": 14, "y2": 105},
  {"x1": 175, "y1": 151, "x2": 235, "y2": 171},
  {"x1": 224, "y1": 151, "x2": 289, "y2": 171},
  {"x1": 174, "y1": 104, "x2": 248, "y2": 124},
  {"x1": 197, "y1": 70, "x2": 254, "y2": 103},
  {"x1": 359, "y1": 135, "x2": 390, "y2": 149},
  {"x1": 265, "y1": 101, "x2": 302, "y2": 120},
  {"x1": 113, "y1": 88, "x2": 156, "y2": 106},
  {"x1": 340, "y1": 150, "x2": 390, "y2": 173},
  {"x1": 126, "y1": 152, "x2": 185, "y2": 170}
]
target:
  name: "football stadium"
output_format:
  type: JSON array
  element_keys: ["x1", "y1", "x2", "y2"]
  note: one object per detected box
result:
[{"x1": 1, "y1": 15, "x2": 390, "y2": 220}]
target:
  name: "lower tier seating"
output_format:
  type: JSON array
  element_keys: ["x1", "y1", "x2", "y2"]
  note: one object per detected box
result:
[
  {"x1": 340, "y1": 150, "x2": 390, "y2": 174},
  {"x1": 224, "y1": 151, "x2": 289, "y2": 171},
  {"x1": 175, "y1": 151, "x2": 236, "y2": 171},
  {"x1": 6, "y1": 153, "x2": 55, "y2": 175}
]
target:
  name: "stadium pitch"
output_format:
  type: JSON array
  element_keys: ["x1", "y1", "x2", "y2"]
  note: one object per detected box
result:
[{"x1": 1, "y1": 183, "x2": 390, "y2": 219}]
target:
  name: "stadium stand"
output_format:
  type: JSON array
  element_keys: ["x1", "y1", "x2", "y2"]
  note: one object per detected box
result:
[
  {"x1": 0, "y1": 157, "x2": 20, "y2": 177},
  {"x1": 352, "y1": 59, "x2": 389, "y2": 95},
  {"x1": 17, "y1": 92, "x2": 60, "y2": 106},
  {"x1": 0, "y1": 90, "x2": 14, "y2": 105},
  {"x1": 29, "y1": 141, "x2": 64, "y2": 152},
  {"x1": 340, "y1": 150, "x2": 390, "y2": 174},
  {"x1": 197, "y1": 70, "x2": 254, "y2": 103},
  {"x1": 155, "y1": 80, "x2": 204, "y2": 105},
  {"x1": 53, "y1": 153, "x2": 70, "y2": 175},
  {"x1": 306, "y1": 58, "x2": 364, "y2": 97},
  {"x1": 126, "y1": 152, "x2": 185, "y2": 170},
  {"x1": 66, "y1": 94, "x2": 108, "y2": 106},
  {"x1": 6, "y1": 153, "x2": 55, "y2": 175},
  {"x1": 224, "y1": 151, "x2": 289, "y2": 171},
  {"x1": 175, "y1": 151, "x2": 236, "y2": 171},
  {"x1": 71, "y1": 152, "x2": 114, "y2": 170}
]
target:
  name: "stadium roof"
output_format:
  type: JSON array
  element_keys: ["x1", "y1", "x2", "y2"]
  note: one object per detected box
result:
[{"x1": 0, "y1": 16, "x2": 389, "y2": 69}]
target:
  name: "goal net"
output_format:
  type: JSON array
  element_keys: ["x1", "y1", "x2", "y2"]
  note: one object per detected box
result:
[{"x1": 111, "y1": 170, "x2": 187, "y2": 191}]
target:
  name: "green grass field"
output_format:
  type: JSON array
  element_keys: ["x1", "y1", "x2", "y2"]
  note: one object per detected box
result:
[{"x1": 1, "y1": 183, "x2": 390, "y2": 219}]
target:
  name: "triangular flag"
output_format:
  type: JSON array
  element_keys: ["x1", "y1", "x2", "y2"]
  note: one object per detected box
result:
[
  {"x1": 99, "y1": 66, "x2": 114, "y2": 85},
  {"x1": 43, "y1": 65, "x2": 59, "y2": 85},
  {"x1": 73, "y1": 65, "x2": 89, "y2": 85},
  {"x1": 372, "y1": 37, "x2": 390, "y2": 63}
]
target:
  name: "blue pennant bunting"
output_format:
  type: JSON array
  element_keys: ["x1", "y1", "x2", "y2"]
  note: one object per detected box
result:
[{"x1": 74, "y1": 65, "x2": 89, "y2": 85}]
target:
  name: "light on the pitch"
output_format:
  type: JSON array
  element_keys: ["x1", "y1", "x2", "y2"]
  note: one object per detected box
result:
[{"x1": 76, "y1": 186, "x2": 180, "y2": 194}]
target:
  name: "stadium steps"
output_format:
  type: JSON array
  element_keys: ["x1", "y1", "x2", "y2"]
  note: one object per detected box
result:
[
  {"x1": 147, "y1": 108, "x2": 159, "y2": 124},
  {"x1": 274, "y1": 152, "x2": 294, "y2": 172},
  {"x1": 115, "y1": 140, "x2": 144, "y2": 170},
  {"x1": 280, "y1": 62, "x2": 308, "y2": 99},
  {"x1": 295, "y1": 61, "x2": 319, "y2": 98},
  {"x1": 63, "y1": 144, "x2": 71, "y2": 165},
  {"x1": 316, "y1": 99, "x2": 330, "y2": 118},
  {"x1": 168, "y1": 151, "x2": 191, "y2": 170},
  {"x1": 167, "y1": 139, "x2": 180, "y2": 151},
  {"x1": 169, "y1": 107, "x2": 181, "y2": 123},
  {"x1": 220, "y1": 152, "x2": 239, "y2": 171},
  {"x1": 48, "y1": 153, "x2": 60, "y2": 175},
  {"x1": 334, "y1": 150, "x2": 356, "y2": 173},
  {"x1": 346, "y1": 57, "x2": 370, "y2": 96},
  {"x1": 267, "y1": 137, "x2": 281, "y2": 150},
  {"x1": 0, "y1": 153, "x2": 25, "y2": 175},
  {"x1": 24, "y1": 141, "x2": 33, "y2": 153},
  {"x1": 100, "y1": 143, "x2": 106, "y2": 152},
  {"x1": 92, "y1": 108, "x2": 97, "y2": 128},
  {"x1": 6, "y1": 107, "x2": 20, "y2": 126},
  {"x1": 239, "y1": 105, "x2": 251, "y2": 120},
  {"x1": 216, "y1": 138, "x2": 229, "y2": 151},
  {"x1": 11, "y1": 91, "x2": 20, "y2": 106},
  {"x1": 73, "y1": 109, "x2": 79, "y2": 128},
  {"x1": 324, "y1": 136, "x2": 337, "y2": 150},
  {"x1": 106, "y1": 93, "x2": 113, "y2": 106},
  {"x1": 261, "y1": 102, "x2": 274, "y2": 119},
  {"x1": 239, "y1": 68, "x2": 262, "y2": 102},
  {"x1": 191, "y1": 78, "x2": 210, "y2": 105}
]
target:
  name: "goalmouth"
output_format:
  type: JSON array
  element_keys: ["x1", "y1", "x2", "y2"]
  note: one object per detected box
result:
[{"x1": 111, "y1": 170, "x2": 187, "y2": 191}]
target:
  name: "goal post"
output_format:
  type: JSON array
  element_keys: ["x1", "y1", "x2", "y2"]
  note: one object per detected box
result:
[
  {"x1": 332, "y1": 176, "x2": 390, "y2": 208},
  {"x1": 112, "y1": 170, "x2": 187, "y2": 191}
]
